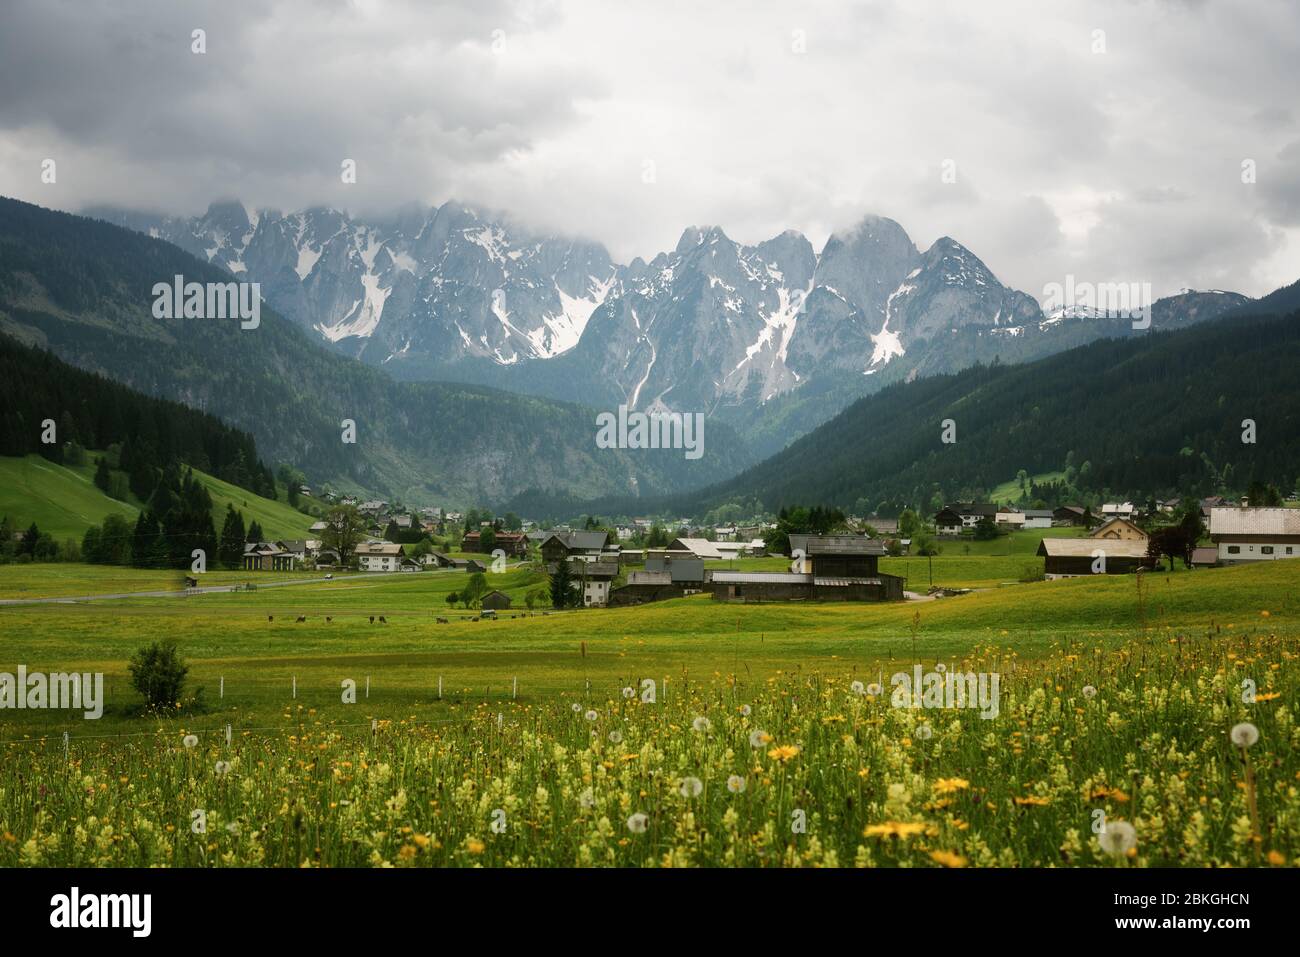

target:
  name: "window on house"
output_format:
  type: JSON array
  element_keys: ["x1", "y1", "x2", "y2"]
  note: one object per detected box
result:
[
  {"x1": 1261, "y1": 546, "x2": 1274, "y2": 555},
  {"x1": 1227, "y1": 546, "x2": 1240, "y2": 554}
]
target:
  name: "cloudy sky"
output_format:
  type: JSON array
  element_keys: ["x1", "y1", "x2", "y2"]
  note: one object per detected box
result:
[{"x1": 1, "y1": 0, "x2": 1297, "y2": 300}]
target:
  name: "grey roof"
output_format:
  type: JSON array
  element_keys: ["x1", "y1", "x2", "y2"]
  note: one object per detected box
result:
[
  {"x1": 711, "y1": 572, "x2": 812, "y2": 584},
  {"x1": 947, "y1": 502, "x2": 998, "y2": 517},
  {"x1": 814, "y1": 577, "x2": 884, "y2": 586},
  {"x1": 1209, "y1": 507, "x2": 1300, "y2": 536},
  {"x1": 788, "y1": 534, "x2": 887, "y2": 557},
  {"x1": 571, "y1": 561, "x2": 619, "y2": 578},
  {"x1": 545, "y1": 530, "x2": 609, "y2": 551},
  {"x1": 626, "y1": 570, "x2": 672, "y2": 585},
  {"x1": 1023, "y1": 509, "x2": 1054, "y2": 518}
]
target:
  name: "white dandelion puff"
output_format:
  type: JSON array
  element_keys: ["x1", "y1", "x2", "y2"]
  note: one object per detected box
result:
[
  {"x1": 622, "y1": 686, "x2": 635, "y2": 699},
  {"x1": 1082, "y1": 685, "x2": 1097, "y2": 700},
  {"x1": 866, "y1": 683, "x2": 882, "y2": 697},
  {"x1": 679, "y1": 776, "x2": 704, "y2": 798},
  {"x1": 1231, "y1": 722, "x2": 1259, "y2": 749},
  {"x1": 727, "y1": 775, "x2": 747, "y2": 794},
  {"x1": 608, "y1": 730, "x2": 623, "y2": 744},
  {"x1": 692, "y1": 716, "x2": 711, "y2": 733},
  {"x1": 571, "y1": 703, "x2": 581, "y2": 713},
  {"x1": 850, "y1": 680, "x2": 865, "y2": 695},
  {"x1": 626, "y1": 812, "x2": 648, "y2": 833},
  {"x1": 915, "y1": 724, "x2": 933, "y2": 741},
  {"x1": 214, "y1": 760, "x2": 231, "y2": 776},
  {"x1": 739, "y1": 704, "x2": 752, "y2": 717},
  {"x1": 749, "y1": 729, "x2": 771, "y2": 748},
  {"x1": 182, "y1": 734, "x2": 199, "y2": 749},
  {"x1": 585, "y1": 709, "x2": 598, "y2": 722},
  {"x1": 1097, "y1": 820, "x2": 1137, "y2": 856}
]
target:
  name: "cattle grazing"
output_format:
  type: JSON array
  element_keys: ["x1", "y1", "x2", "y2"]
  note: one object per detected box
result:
[
  {"x1": 369, "y1": 616, "x2": 374, "y2": 624},
  {"x1": 378, "y1": 615, "x2": 388, "y2": 624},
  {"x1": 267, "y1": 615, "x2": 273, "y2": 622},
  {"x1": 325, "y1": 616, "x2": 333, "y2": 623},
  {"x1": 436, "y1": 617, "x2": 448, "y2": 624},
  {"x1": 296, "y1": 615, "x2": 306, "y2": 623}
]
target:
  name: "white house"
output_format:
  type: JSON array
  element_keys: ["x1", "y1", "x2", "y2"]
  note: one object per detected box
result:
[
  {"x1": 1102, "y1": 502, "x2": 1136, "y2": 520},
  {"x1": 1209, "y1": 507, "x2": 1300, "y2": 563},
  {"x1": 1022, "y1": 509, "x2": 1054, "y2": 529},
  {"x1": 356, "y1": 541, "x2": 405, "y2": 572},
  {"x1": 995, "y1": 510, "x2": 1025, "y2": 528}
]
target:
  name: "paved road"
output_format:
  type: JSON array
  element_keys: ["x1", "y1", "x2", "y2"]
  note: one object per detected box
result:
[{"x1": 0, "y1": 568, "x2": 479, "y2": 606}]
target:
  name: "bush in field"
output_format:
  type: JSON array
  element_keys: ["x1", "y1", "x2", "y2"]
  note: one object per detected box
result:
[{"x1": 128, "y1": 639, "x2": 189, "y2": 711}]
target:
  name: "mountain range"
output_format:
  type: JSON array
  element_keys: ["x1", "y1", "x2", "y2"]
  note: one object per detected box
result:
[
  {"x1": 0, "y1": 198, "x2": 751, "y2": 505},
  {"x1": 91, "y1": 201, "x2": 1252, "y2": 457}
]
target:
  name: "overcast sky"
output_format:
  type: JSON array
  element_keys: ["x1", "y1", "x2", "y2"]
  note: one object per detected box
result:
[{"x1": 1, "y1": 0, "x2": 1297, "y2": 300}]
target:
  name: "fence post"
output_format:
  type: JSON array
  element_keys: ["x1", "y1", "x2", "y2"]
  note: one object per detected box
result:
[
  {"x1": 219, "y1": 675, "x2": 224, "y2": 700},
  {"x1": 292, "y1": 675, "x2": 296, "y2": 699},
  {"x1": 365, "y1": 675, "x2": 370, "y2": 699},
  {"x1": 225, "y1": 723, "x2": 231, "y2": 746},
  {"x1": 63, "y1": 730, "x2": 69, "y2": 760},
  {"x1": 438, "y1": 675, "x2": 442, "y2": 700},
  {"x1": 512, "y1": 676, "x2": 517, "y2": 700}
]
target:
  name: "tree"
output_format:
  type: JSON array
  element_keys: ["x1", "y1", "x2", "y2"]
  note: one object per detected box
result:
[
  {"x1": 478, "y1": 528, "x2": 497, "y2": 554},
  {"x1": 913, "y1": 530, "x2": 941, "y2": 557},
  {"x1": 321, "y1": 505, "x2": 365, "y2": 566},
  {"x1": 128, "y1": 639, "x2": 190, "y2": 711},
  {"x1": 93, "y1": 456, "x2": 111, "y2": 493},
  {"x1": 20, "y1": 522, "x2": 40, "y2": 556},
  {"x1": 131, "y1": 511, "x2": 166, "y2": 568},
  {"x1": 218, "y1": 504, "x2": 246, "y2": 569},
  {"x1": 525, "y1": 588, "x2": 541, "y2": 611},
  {"x1": 247, "y1": 520, "x2": 265, "y2": 543},
  {"x1": 446, "y1": 591, "x2": 459, "y2": 609},
  {"x1": 462, "y1": 572, "x2": 488, "y2": 608},
  {"x1": 550, "y1": 559, "x2": 574, "y2": 609},
  {"x1": 973, "y1": 516, "x2": 999, "y2": 541}
]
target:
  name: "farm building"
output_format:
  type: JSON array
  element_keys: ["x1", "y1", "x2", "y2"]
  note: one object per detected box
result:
[
  {"x1": 461, "y1": 531, "x2": 528, "y2": 557},
  {"x1": 480, "y1": 590, "x2": 512, "y2": 610},
  {"x1": 1209, "y1": 507, "x2": 1300, "y2": 563},
  {"x1": 1053, "y1": 505, "x2": 1087, "y2": 526},
  {"x1": 1037, "y1": 538, "x2": 1149, "y2": 578},
  {"x1": 609, "y1": 570, "x2": 686, "y2": 606},
  {"x1": 712, "y1": 535, "x2": 904, "y2": 602},
  {"x1": 934, "y1": 507, "x2": 964, "y2": 536},
  {"x1": 668, "y1": 537, "x2": 725, "y2": 560},
  {"x1": 1022, "y1": 509, "x2": 1054, "y2": 529}
]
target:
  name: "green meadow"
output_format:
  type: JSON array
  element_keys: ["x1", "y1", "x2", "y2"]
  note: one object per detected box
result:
[
  {"x1": 0, "y1": 452, "x2": 315, "y2": 543},
  {"x1": 0, "y1": 557, "x2": 1294, "y2": 738}
]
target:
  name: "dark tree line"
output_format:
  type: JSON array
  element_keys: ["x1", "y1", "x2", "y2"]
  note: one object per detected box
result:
[{"x1": 0, "y1": 332, "x2": 276, "y2": 499}]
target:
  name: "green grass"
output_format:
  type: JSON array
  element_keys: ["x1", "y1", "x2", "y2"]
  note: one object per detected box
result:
[
  {"x1": 0, "y1": 454, "x2": 137, "y2": 542},
  {"x1": 988, "y1": 471, "x2": 1066, "y2": 504},
  {"x1": 0, "y1": 558, "x2": 1295, "y2": 867},
  {"x1": 0, "y1": 558, "x2": 1294, "y2": 735},
  {"x1": 0, "y1": 452, "x2": 314, "y2": 543}
]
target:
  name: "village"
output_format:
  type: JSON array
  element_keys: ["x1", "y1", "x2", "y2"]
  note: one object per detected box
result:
[{"x1": 233, "y1": 490, "x2": 1300, "y2": 610}]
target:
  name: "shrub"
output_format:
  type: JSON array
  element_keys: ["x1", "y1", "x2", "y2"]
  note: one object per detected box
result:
[{"x1": 128, "y1": 639, "x2": 190, "y2": 711}]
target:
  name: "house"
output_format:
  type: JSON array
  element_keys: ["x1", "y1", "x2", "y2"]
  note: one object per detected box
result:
[
  {"x1": 1037, "y1": 538, "x2": 1150, "y2": 578},
  {"x1": 995, "y1": 508, "x2": 1025, "y2": 529},
  {"x1": 944, "y1": 503, "x2": 998, "y2": 528},
  {"x1": 1022, "y1": 509, "x2": 1054, "y2": 529},
  {"x1": 540, "y1": 531, "x2": 608, "y2": 564},
  {"x1": 559, "y1": 559, "x2": 618, "y2": 607},
  {"x1": 1209, "y1": 507, "x2": 1300, "y2": 563},
  {"x1": 934, "y1": 508, "x2": 965, "y2": 537},
  {"x1": 399, "y1": 558, "x2": 423, "y2": 572},
  {"x1": 668, "y1": 537, "x2": 725, "y2": 560},
  {"x1": 1089, "y1": 517, "x2": 1148, "y2": 541},
  {"x1": 315, "y1": 548, "x2": 341, "y2": 566},
  {"x1": 461, "y1": 531, "x2": 528, "y2": 557},
  {"x1": 713, "y1": 526, "x2": 737, "y2": 542},
  {"x1": 480, "y1": 590, "x2": 512, "y2": 610},
  {"x1": 421, "y1": 551, "x2": 454, "y2": 568},
  {"x1": 713, "y1": 535, "x2": 904, "y2": 602},
  {"x1": 242, "y1": 542, "x2": 296, "y2": 571},
  {"x1": 356, "y1": 541, "x2": 405, "y2": 572},
  {"x1": 276, "y1": 539, "x2": 311, "y2": 562},
  {"x1": 309, "y1": 521, "x2": 329, "y2": 535},
  {"x1": 464, "y1": 559, "x2": 487, "y2": 573},
  {"x1": 1053, "y1": 505, "x2": 1087, "y2": 526},
  {"x1": 1101, "y1": 502, "x2": 1136, "y2": 521}
]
